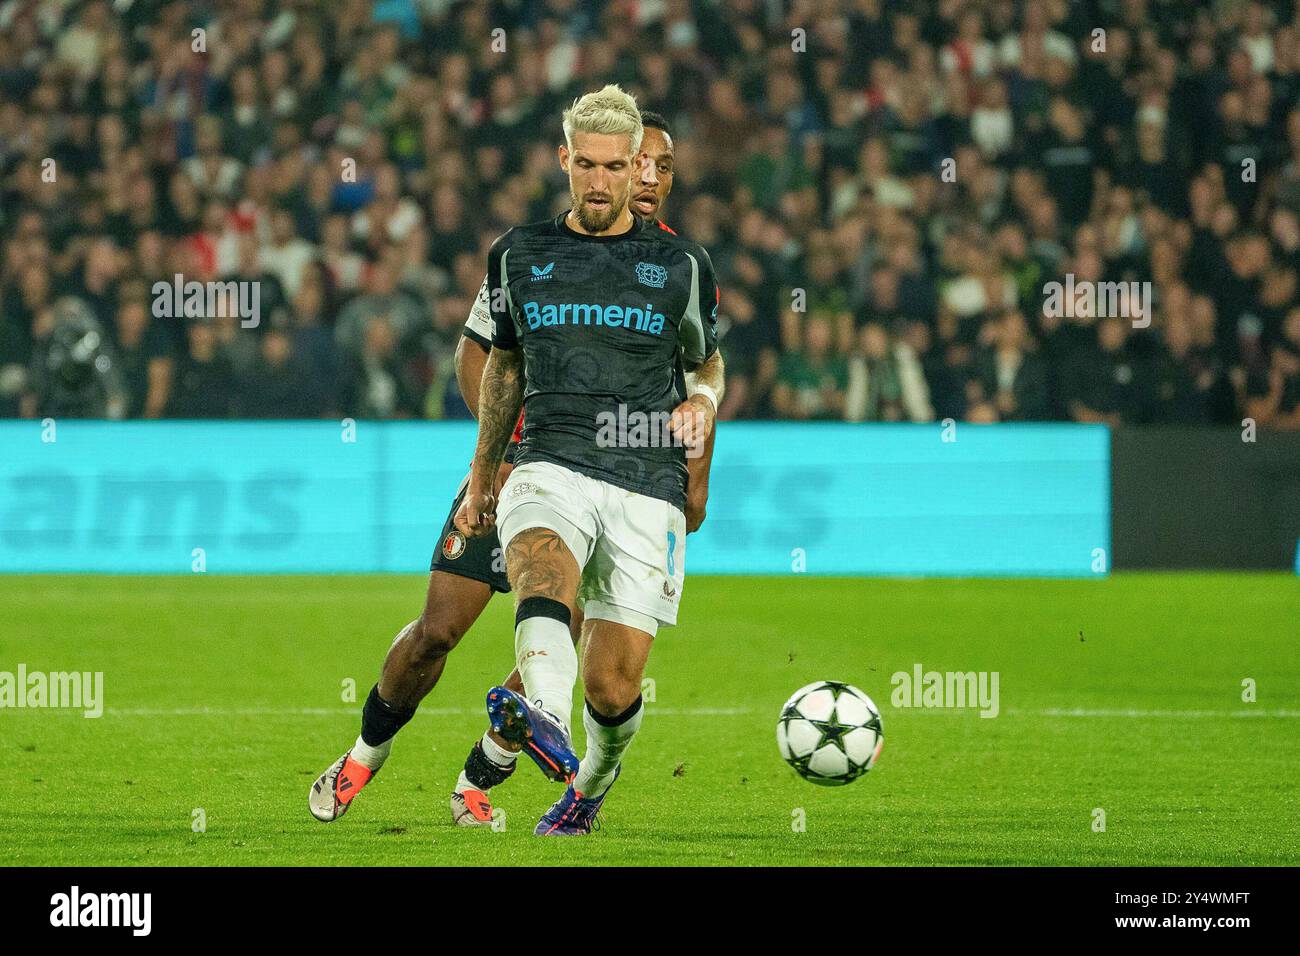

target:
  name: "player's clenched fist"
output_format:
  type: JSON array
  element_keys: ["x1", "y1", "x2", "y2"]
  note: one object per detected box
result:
[
  {"x1": 455, "y1": 488, "x2": 497, "y2": 537},
  {"x1": 669, "y1": 394, "x2": 715, "y2": 454}
]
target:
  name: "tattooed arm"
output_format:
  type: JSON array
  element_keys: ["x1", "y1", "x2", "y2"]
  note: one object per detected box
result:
[
  {"x1": 455, "y1": 344, "x2": 524, "y2": 537},
  {"x1": 470, "y1": 344, "x2": 524, "y2": 487}
]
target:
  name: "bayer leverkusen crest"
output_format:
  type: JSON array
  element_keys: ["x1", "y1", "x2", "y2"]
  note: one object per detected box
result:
[
  {"x1": 635, "y1": 261, "x2": 668, "y2": 288},
  {"x1": 442, "y1": 530, "x2": 466, "y2": 560}
]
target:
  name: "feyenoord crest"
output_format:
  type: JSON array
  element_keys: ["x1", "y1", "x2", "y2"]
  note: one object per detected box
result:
[{"x1": 442, "y1": 530, "x2": 466, "y2": 560}]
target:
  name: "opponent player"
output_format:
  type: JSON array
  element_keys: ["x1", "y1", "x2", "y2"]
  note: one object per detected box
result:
[
  {"x1": 308, "y1": 111, "x2": 712, "y2": 826},
  {"x1": 456, "y1": 85, "x2": 724, "y2": 835}
]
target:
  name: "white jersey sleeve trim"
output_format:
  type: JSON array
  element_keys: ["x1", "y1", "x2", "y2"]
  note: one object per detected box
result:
[{"x1": 463, "y1": 275, "x2": 494, "y2": 343}]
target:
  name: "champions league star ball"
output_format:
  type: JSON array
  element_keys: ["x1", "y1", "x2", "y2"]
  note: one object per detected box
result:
[{"x1": 777, "y1": 681, "x2": 884, "y2": 786}]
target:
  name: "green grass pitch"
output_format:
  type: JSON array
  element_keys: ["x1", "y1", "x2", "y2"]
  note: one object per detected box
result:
[{"x1": 2, "y1": 573, "x2": 1296, "y2": 866}]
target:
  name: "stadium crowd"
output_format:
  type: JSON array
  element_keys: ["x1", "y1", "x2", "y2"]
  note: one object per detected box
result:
[{"x1": 2, "y1": 0, "x2": 1300, "y2": 428}]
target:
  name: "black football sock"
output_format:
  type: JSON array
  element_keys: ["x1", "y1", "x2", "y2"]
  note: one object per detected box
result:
[
  {"x1": 350, "y1": 685, "x2": 416, "y2": 770},
  {"x1": 462, "y1": 739, "x2": 517, "y2": 791}
]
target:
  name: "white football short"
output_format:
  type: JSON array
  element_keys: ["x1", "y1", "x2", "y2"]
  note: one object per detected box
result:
[{"x1": 495, "y1": 460, "x2": 687, "y2": 636}]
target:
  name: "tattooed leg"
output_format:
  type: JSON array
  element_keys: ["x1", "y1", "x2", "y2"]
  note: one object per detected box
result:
[
  {"x1": 506, "y1": 528, "x2": 581, "y2": 611},
  {"x1": 504, "y1": 528, "x2": 582, "y2": 729}
]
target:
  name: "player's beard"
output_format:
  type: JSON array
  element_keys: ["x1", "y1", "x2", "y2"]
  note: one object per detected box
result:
[{"x1": 571, "y1": 183, "x2": 629, "y2": 233}]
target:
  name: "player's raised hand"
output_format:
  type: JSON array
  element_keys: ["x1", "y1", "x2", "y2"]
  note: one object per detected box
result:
[
  {"x1": 669, "y1": 394, "x2": 715, "y2": 453},
  {"x1": 455, "y1": 488, "x2": 497, "y2": 538}
]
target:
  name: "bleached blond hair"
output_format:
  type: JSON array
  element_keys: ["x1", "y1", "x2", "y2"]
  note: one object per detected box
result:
[{"x1": 562, "y1": 84, "x2": 643, "y2": 155}]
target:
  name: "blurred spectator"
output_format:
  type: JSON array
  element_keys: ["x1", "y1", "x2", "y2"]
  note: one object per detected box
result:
[
  {"x1": 238, "y1": 326, "x2": 318, "y2": 418},
  {"x1": 169, "y1": 320, "x2": 235, "y2": 418},
  {"x1": 1062, "y1": 316, "x2": 1153, "y2": 426},
  {"x1": 715, "y1": 284, "x2": 778, "y2": 420},
  {"x1": 772, "y1": 316, "x2": 848, "y2": 420},
  {"x1": 1244, "y1": 307, "x2": 1300, "y2": 429},
  {"x1": 1153, "y1": 312, "x2": 1222, "y2": 424},
  {"x1": 974, "y1": 310, "x2": 1050, "y2": 422},
  {"x1": 335, "y1": 260, "x2": 425, "y2": 358},
  {"x1": 846, "y1": 323, "x2": 902, "y2": 421},
  {"x1": 338, "y1": 315, "x2": 423, "y2": 419},
  {"x1": 109, "y1": 282, "x2": 172, "y2": 419},
  {"x1": 289, "y1": 267, "x2": 340, "y2": 415},
  {"x1": 261, "y1": 207, "x2": 318, "y2": 300}
]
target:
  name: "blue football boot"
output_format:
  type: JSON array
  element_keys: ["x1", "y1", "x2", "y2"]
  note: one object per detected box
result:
[
  {"x1": 534, "y1": 766, "x2": 621, "y2": 836},
  {"x1": 485, "y1": 686, "x2": 578, "y2": 783}
]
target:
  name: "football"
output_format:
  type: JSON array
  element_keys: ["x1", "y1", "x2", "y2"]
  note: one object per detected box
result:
[{"x1": 777, "y1": 681, "x2": 884, "y2": 786}]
